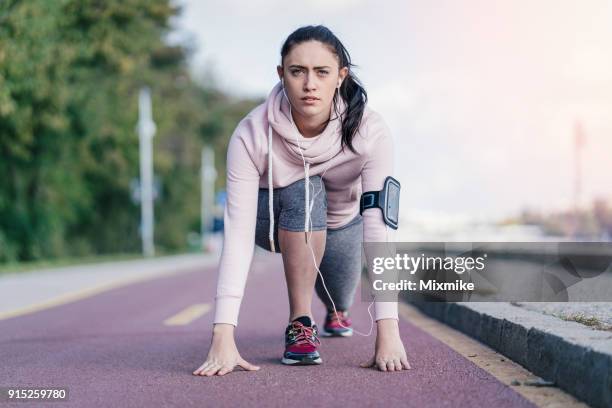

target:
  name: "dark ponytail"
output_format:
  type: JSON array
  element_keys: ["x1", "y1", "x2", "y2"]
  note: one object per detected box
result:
[{"x1": 280, "y1": 25, "x2": 367, "y2": 154}]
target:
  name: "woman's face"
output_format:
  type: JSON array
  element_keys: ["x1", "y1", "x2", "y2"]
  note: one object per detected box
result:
[{"x1": 277, "y1": 40, "x2": 348, "y2": 119}]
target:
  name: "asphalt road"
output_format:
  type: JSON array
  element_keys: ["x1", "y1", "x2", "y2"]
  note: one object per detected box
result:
[{"x1": 0, "y1": 250, "x2": 536, "y2": 407}]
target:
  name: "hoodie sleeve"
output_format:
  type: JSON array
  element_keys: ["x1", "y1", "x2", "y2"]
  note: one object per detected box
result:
[
  {"x1": 212, "y1": 128, "x2": 261, "y2": 327},
  {"x1": 361, "y1": 113, "x2": 399, "y2": 322}
]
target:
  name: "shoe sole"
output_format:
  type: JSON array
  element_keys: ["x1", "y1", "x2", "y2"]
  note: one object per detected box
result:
[
  {"x1": 321, "y1": 329, "x2": 353, "y2": 337},
  {"x1": 281, "y1": 356, "x2": 322, "y2": 365}
]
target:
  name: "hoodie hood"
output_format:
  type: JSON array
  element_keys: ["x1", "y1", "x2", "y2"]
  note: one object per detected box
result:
[{"x1": 266, "y1": 80, "x2": 348, "y2": 165}]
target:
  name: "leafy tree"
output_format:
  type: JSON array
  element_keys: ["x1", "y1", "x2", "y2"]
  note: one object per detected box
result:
[{"x1": 0, "y1": 0, "x2": 259, "y2": 262}]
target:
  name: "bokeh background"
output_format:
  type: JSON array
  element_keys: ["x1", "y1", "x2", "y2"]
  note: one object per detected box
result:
[{"x1": 2, "y1": 0, "x2": 611, "y2": 266}]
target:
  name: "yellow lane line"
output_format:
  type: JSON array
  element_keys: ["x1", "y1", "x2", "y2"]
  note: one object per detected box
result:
[{"x1": 163, "y1": 303, "x2": 211, "y2": 326}]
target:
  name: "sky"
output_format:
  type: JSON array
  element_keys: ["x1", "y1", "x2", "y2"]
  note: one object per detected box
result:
[{"x1": 170, "y1": 0, "x2": 612, "y2": 220}]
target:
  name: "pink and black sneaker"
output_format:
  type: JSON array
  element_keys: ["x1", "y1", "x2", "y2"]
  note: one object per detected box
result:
[
  {"x1": 322, "y1": 310, "x2": 353, "y2": 337},
  {"x1": 281, "y1": 316, "x2": 322, "y2": 365}
]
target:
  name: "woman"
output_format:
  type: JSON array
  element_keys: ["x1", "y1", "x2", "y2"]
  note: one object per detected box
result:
[{"x1": 193, "y1": 25, "x2": 410, "y2": 376}]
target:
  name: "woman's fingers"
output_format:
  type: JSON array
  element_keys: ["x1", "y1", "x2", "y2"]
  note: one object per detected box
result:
[
  {"x1": 401, "y1": 356, "x2": 412, "y2": 370},
  {"x1": 193, "y1": 361, "x2": 214, "y2": 375},
  {"x1": 238, "y1": 359, "x2": 261, "y2": 371},
  {"x1": 359, "y1": 356, "x2": 375, "y2": 368},
  {"x1": 217, "y1": 365, "x2": 235, "y2": 376},
  {"x1": 194, "y1": 358, "x2": 261, "y2": 377},
  {"x1": 373, "y1": 357, "x2": 409, "y2": 371},
  {"x1": 377, "y1": 359, "x2": 387, "y2": 371},
  {"x1": 394, "y1": 358, "x2": 403, "y2": 371},
  {"x1": 203, "y1": 363, "x2": 222, "y2": 376}
]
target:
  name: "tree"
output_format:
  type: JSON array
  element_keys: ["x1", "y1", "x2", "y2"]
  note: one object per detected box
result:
[{"x1": 0, "y1": 0, "x2": 260, "y2": 262}]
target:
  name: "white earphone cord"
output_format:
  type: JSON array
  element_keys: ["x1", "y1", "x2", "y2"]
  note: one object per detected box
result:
[{"x1": 281, "y1": 80, "x2": 390, "y2": 337}]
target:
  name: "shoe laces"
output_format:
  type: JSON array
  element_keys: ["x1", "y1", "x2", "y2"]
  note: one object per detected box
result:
[{"x1": 288, "y1": 322, "x2": 320, "y2": 346}]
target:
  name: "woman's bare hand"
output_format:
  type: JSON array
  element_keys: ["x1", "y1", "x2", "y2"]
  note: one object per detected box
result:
[
  {"x1": 193, "y1": 324, "x2": 261, "y2": 377},
  {"x1": 360, "y1": 318, "x2": 411, "y2": 371}
]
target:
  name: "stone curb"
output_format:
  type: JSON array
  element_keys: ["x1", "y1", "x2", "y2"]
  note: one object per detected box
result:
[{"x1": 409, "y1": 302, "x2": 612, "y2": 408}]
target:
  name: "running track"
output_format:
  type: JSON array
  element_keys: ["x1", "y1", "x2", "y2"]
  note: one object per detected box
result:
[{"x1": 0, "y1": 251, "x2": 536, "y2": 407}]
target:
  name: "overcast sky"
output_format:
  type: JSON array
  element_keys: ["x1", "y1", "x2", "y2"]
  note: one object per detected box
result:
[{"x1": 171, "y1": 0, "x2": 612, "y2": 219}]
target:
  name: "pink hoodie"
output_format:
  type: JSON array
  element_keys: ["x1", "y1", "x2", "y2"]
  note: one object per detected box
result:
[{"x1": 213, "y1": 80, "x2": 398, "y2": 327}]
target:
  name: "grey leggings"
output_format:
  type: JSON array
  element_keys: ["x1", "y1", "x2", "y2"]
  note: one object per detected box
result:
[{"x1": 254, "y1": 176, "x2": 363, "y2": 312}]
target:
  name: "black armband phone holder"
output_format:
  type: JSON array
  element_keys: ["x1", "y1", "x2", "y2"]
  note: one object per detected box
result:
[{"x1": 359, "y1": 176, "x2": 400, "y2": 230}]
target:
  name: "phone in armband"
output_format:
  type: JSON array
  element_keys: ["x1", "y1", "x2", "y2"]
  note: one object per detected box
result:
[{"x1": 359, "y1": 176, "x2": 400, "y2": 230}]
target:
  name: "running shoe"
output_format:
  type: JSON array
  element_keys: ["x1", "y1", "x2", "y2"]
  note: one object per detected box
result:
[
  {"x1": 322, "y1": 310, "x2": 353, "y2": 337},
  {"x1": 281, "y1": 316, "x2": 322, "y2": 365}
]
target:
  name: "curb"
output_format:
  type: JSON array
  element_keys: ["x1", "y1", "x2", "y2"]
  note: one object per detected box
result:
[{"x1": 409, "y1": 302, "x2": 612, "y2": 408}]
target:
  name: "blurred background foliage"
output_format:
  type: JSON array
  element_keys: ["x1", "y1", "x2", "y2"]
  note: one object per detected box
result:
[{"x1": 0, "y1": 0, "x2": 261, "y2": 262}]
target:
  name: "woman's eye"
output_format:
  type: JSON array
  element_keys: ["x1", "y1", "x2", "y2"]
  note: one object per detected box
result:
[{"x1": 290, "y1": 70, "x2": 328, "y2": 75}]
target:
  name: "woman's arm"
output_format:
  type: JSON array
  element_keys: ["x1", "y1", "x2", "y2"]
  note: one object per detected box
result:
[
  {"x1": 361, "y1": 114, "x2": 399, "y2": 322},
  {"x1": 359, "y1": 113, "x2": 411, "y2": 372},
  {"x1": 194, "y1": 130, "x2": 262, "y2": 377},
  {"x1": 213, "y1": 131, "x2": 261, "y2": 327}
]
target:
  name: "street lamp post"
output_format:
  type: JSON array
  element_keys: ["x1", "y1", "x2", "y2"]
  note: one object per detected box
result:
[
  {"x1": 137, "y1": 87, "x2": 156, "y2": 257},
  {"x1": 201, "y1": 147, "x2": 217, "y2": 250}
]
